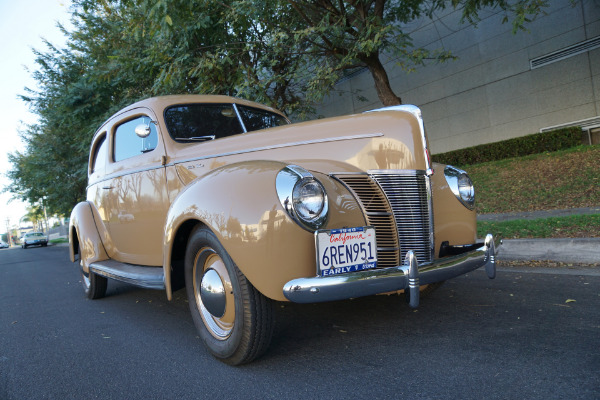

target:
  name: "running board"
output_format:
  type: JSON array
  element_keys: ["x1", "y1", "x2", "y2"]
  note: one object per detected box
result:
[{"x1": 89, "y1": 260, "x2": 165, "y2": 290}]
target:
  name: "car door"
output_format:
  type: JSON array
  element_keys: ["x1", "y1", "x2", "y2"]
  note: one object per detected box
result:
[{"x1": 102, "y1": 108, "x2": 169, "y2": 266}]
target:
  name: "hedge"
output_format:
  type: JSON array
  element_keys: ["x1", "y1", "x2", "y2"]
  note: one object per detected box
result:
[{"x1": 431, "y1": 127, "x2": 582, "y2": 167}]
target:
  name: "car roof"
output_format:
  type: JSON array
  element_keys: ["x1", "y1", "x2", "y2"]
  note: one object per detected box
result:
[{"x1": 95, "y1": 95, "x2": 286, "y2": 137}]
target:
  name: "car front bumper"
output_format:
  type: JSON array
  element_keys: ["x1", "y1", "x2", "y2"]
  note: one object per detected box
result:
[{"x1": 283, "y1": 233, "x2": 500, "y2": 307}]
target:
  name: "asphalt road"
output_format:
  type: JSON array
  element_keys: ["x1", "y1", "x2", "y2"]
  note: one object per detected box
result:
[{"x1": 1, "y1": 245, "x2": 598, "y2": 399}]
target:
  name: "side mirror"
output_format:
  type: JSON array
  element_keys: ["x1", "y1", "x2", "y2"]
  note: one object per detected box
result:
[{"x1": 135, "y1": 124, "x2": 151, "y2": 138}]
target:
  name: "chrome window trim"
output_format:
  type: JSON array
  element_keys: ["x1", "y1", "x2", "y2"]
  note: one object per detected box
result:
[
  {"x1": 166, "y1": 133, "x2": 384, "y2": 167},
  {"x1": 232, "y1": 103, "x2": 248, "y2": 133}
]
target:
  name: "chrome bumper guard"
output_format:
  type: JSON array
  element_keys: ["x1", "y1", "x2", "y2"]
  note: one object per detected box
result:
[{"x1": 283, "y1": 234, "x2": 500, "y2": 307}]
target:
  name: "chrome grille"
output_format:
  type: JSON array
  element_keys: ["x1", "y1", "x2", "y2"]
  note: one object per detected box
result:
[
  {"x1": 335, "y1": 175, "x2": 399, "y2": 268},
  {"x1": 336, "y1": 172, "x2": 433, "y2": 266}
]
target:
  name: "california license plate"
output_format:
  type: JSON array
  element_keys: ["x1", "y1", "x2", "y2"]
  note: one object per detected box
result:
[{"x1": 316, "y1": 227, "x2": 377, "y2": 276}]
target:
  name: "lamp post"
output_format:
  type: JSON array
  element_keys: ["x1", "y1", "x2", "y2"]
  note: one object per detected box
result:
[{"x1": 5, "y1": 218, "x2": 11, "y2": 247}]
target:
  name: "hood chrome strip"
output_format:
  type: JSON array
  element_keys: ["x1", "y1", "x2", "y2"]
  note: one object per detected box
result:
[{"x1": 167, "y1": 132, "x2": 384, "y2": 167}]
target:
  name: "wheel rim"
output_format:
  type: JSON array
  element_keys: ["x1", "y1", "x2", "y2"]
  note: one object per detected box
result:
[
  {"x1": 193, "y1": 248, "x2": 235, "y2": 340},
  {"x1": 81, "y1": 261, "x2": 91, "y2": 289}
]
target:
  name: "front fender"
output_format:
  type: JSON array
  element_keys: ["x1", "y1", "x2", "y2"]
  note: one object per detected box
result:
[
  {"x1": 69, "y1": 201, "x2": 109, "y2": 273},
  {"x1": 163, "y1": 160, "x2": 365, "y2": 301}
]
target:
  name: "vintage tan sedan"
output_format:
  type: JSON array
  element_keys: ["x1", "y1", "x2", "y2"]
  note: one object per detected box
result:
[{"x1": 69, "y1": 95, "x2": 499, "y2": 365}]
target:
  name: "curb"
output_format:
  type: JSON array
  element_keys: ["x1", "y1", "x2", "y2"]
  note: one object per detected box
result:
[{"x1": 498, "y1": 238, "x2": 600, "y2": 264}]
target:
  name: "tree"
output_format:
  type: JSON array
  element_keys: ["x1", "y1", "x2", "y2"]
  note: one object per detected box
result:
[
  {"x1": 5, "y1": 0, "x2": 555, "y2": 216},
  {"x1": 279, "y1": 0, "x2": 556, "y2": 106}
]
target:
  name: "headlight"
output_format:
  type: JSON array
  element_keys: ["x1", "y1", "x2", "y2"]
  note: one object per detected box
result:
[
  {"x1": 293, "y1": 179, "x2": 326, "y2": 221},
  {"x1": 276, "y1": 165, "x2": 328, "y2": 230},
  {"x1": 444, "y1": 166, "x2": 475, "y2": 209}
]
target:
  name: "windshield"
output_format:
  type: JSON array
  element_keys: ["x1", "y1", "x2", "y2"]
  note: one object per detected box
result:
[
  {"x1": 27, "y1": 233, "x2": 45, "y2": 237},
  {"x1": 164, "y1": 103, "x2": 289, "y2": 143}
]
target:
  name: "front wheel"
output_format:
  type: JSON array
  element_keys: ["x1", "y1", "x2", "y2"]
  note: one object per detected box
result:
[{"x1": 185, "y1": 226, "x2": 275, "y2": 365}]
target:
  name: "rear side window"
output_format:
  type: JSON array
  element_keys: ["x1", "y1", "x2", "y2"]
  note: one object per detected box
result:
[
  {"x1": 91, "y1": 134, "x2": 107, "y2": 174},
  {"x1": 237, "y1": 105, "x2": 288, "y2": 132},
  {"x1": 113, "y1": 116, "x2": 158, "y2": 162},
  {"x1": 164, "y1": 104, "x2": 244, "y2": 142}
]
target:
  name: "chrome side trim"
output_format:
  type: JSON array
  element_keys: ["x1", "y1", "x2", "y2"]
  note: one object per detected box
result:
[
  {"x1": 90, "y1": 260, "x2": 165, "y2": 290},
  {"x1": 283, "y1": 234, "x2": 500, "y2": 305},
  {"x1": 87, "y1": 165, "x2": 166, "y2": 188},
  {"x1": 166, "y1": 133, "x2": 384, "y2": 167}
]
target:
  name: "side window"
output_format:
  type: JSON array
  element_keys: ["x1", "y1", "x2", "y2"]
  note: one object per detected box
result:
[
  {"x1": 91, "y1": 134, "x2": 107, "y2": 174},
  {"x1": 164, "y1": 104, "x2": 244, "y2": 142},
  {"x1": 113, "y1": 116, "x2": 158, "y2": 162},
  {"x1": 237, "y1": 105, "x2": 289, "y2": 132}
]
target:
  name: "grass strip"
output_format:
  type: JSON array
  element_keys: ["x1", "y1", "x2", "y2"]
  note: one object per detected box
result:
[
  {"x1": 466, "y1": 145, "x2": 600, "y2": 214},
  {"x1": 477, "y1": 214, "x2": 600, "y2": 239}
]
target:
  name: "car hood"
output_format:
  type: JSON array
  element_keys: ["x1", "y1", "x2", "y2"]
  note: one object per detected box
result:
[{"x1": 167, "y1": 108, "x2": 429, "y2": 179}]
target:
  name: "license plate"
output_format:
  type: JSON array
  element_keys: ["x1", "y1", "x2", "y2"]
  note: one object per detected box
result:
[{"x1": 316, "y1": 227, "x2": 377, "y2": 277}]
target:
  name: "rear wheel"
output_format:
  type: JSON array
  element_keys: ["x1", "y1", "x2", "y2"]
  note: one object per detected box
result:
[
  {"x1": 185, "y1": 226, "x2": 274, "y2": 365},
  {"x1": 81, "y1": 265, "x2": 107, "y2": 299}
]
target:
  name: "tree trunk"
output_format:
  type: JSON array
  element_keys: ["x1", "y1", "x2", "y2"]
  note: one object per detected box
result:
[{"x1": 362, "y1": 54, "x2": 402, "y2": 106}]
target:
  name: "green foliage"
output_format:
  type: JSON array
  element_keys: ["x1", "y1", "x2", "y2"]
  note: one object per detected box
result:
[
  {"x1": 432, "y1": 127, "x2": 582, "y2": 167},
  {"x1": 468, "y1": 145, "x2": 600, "y2": 214},
  {"x1": 4, "y1": 0, "x2": 556, "y2": 216}
]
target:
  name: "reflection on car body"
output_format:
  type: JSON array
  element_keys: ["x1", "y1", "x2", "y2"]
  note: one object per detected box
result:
[{"x1": 69, "y1": 95, "x2": 499, "y2": 365}]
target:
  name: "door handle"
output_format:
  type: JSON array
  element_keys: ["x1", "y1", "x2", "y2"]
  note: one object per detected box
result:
[{"x1": 102, "y1": 186, "x2": 114, "y2": 190}]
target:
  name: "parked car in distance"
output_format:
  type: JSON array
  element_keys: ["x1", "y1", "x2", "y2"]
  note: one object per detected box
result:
[
  {"x1": 0, "y1": 241, "x2": 9, "y2": 249},
  {"x1": 70, "y1": 95, "x2": 500, "y2": 365},
  {"x1": 22, "y1": 232, "x2": 48, "y2": 248}
]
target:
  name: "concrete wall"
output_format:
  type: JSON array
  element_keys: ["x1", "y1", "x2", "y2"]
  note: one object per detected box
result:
[{"x1": 315, "y1": 0, "x2": 600, "y2": 154}]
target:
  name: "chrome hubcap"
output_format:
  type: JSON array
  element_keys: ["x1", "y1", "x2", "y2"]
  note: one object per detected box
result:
[
  {"x1": 193, "y1": 248, "x2": 235, "y2": 340},
  {"x1": 200, "y1": 269, "x2": 226, "y2": 318}
]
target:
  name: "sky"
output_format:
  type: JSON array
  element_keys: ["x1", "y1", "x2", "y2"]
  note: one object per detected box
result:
[{"x1": 0, "y1": 0, "x2": 72, "y2": 233}]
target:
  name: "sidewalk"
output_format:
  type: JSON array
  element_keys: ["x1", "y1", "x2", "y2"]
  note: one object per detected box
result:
[{"x1": 478, "y1": 207, "x2": 600, "y2": 264}]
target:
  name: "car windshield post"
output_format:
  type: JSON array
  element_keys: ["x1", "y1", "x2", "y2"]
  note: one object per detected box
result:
[{"x1": 232, "y1": 103, "x2": 248, "y2": 133}]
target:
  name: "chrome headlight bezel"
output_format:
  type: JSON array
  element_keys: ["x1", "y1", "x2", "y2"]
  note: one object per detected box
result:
[
  {"x1": 276, "y1": 165, "x2": 329, "y2": 230},
  {"x1": 444, "y1": 165, "x2": 475, "y2": 210}
]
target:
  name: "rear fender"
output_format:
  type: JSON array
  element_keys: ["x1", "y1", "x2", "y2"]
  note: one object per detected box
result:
[{"x1": 69, "y1": 201, "x2": 109, "y2": 273}]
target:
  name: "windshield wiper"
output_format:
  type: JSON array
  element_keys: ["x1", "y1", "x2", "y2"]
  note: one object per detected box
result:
[{"x1": 175, "y1": 135, "x2": 216, "y2": 142}]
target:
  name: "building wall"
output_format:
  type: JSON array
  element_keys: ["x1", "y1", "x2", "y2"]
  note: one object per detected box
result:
[{"x1": 315, "y1": 0, "x2": 600, "y2": 154}]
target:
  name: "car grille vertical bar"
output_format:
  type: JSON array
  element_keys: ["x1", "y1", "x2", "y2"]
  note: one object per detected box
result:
[{"x1": 336, "y1": 172, "x2": 433, "y2": 266}]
